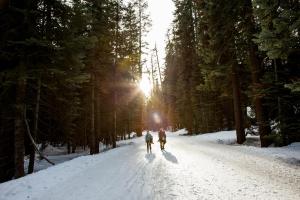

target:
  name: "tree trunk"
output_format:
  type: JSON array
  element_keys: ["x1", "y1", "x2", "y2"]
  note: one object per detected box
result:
[
  {"x1": 111, "y1": 0, "x2": 119, "y2": 147},
  {"x1": 138, "y1": 0, "x2": 143, "y2": 78},
  {"x1": 90, "y1": 73, "x2": 96, "y2": 155},
  {"x1": 154, "y1": 45, "x2": 162, "y2": 85},
  {"x1": 72, "y1": 144, "x2": 76, "y2": 153},
  {"x1": 14, "y1": 66, "x2": 26, "y2": 178},
  {"x1": 136, "y1": 0, "x2": 143, "y2": 138},
  {"x1": 150, "y1": 56, "x2": 155, "y2": 94},
  {"x1": 136, "y1": 98, "x2": 143, "y2": 137},
  {"x1": 250, "y1": 46, "x2": 271, "y2": 147},
  {"x1": 28, "y1": 76, "x2": 41, "y2": 174},
  {"x1": 127, "y1": 113, "x2": 131, "y2": 139},
  {"x1": 67, "y1": 142, "x2": 71, "y2": 154},
  {"x1": 84, "y1": 112, "x2": 87, "y2": 150},
  {"x1": 232, "y1": 63, "x2": 246, "y2": 144},
  {"x1": 94, "y1": 81, "x2": 100, "y2": 153},
  {"x1": 112, "y1": 91, "x2": 117, "y2": 148},
  {"x1": 244, "y1": 0, "x2": 271, "y2": 147}
]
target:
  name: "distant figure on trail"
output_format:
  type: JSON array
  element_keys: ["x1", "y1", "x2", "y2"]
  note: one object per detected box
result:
[
  {"x1": 145, "y1": 131, "x2": 153, "y2": 153},
  {"x1": 158, "y1": 128, "x2": 166, "y2": 150}
]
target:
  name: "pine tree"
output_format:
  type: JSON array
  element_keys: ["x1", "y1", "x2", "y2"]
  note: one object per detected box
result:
[{"x1": 253, "y1": 0, "x2": 300, "y2": 145}]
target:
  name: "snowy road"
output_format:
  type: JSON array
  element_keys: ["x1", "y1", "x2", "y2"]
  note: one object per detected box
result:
[{"x1": 1, "y1": 131, "x2": 299, "y2": 200}]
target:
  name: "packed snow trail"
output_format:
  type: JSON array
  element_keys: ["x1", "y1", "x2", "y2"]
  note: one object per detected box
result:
[{"x1": 1, "y1": 131, "x2": 299, "y2": 200}]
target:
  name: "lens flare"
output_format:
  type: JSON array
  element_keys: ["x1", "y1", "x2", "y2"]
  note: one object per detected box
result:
[{"x1": 153, "y1": 112, "x2": 161, "y2": 124}]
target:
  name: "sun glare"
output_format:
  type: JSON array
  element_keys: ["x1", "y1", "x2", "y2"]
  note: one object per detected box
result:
[{"x1": 139, "y1": 76, "x2": 152, "y2": 98}]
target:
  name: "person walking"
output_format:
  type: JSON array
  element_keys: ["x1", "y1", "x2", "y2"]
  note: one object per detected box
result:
[
  {"x1": 145, "y1": 131, "x2": 153, "y2": 153},
  {"x1": 158, "y1": 128, "x2": 166, "y2": 150}
]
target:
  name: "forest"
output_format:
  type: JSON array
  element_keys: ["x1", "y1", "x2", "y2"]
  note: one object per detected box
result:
[
  {"x1": 162, "y1": 0, "x2": 300, "y2": 145},
  {"x1": 0, "y1": 0, "x2": 299, "y2": 184}
]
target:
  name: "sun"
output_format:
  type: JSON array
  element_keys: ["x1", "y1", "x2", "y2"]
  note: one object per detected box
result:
[{"x1": 139, "y1": 76, "x2": 152, "y2": 98}]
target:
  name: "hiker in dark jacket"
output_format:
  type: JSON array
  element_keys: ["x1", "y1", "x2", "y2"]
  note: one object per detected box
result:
[
  {"x1": 158, "y1": 128, "x2": 166, "y2": 150},
  {"x1": 145, "y1": 131, "x2": 153, "y2": 153}
]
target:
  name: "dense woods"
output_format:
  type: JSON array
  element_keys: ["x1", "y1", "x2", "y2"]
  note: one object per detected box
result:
[
  {"x1": 0, "y1": 0, "x2": 149, "y2": 182},
  {"x1": 0, "y1": 0, "x2": 299, "y2": 184},
  {"x1": 162, "y1": 0, "x2": 300, "y2": 145}
]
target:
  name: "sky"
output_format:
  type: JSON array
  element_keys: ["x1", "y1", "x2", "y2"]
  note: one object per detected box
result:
[
  {"x1": 123, "y1": 0, "x2": 175, "y2": 70},
  {"x1": 123, "y1": 0, "x2": 175, "y2": 93},
  {"x1": 145, "y1": 0, "x2": 175, "y2": 71}
]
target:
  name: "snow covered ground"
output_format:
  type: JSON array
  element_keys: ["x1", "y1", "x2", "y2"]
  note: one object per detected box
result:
[
  {"x1": 24, "y1": 138, "x2": 136, "y2": 173},
  {"x1": 178, "y1": 129, "x2": 300, "y2": 164},
  {"x1": 1, "y1": 130, "x2": 299, "y2": 200},
  {"x1": 177, "y1": 129, "x2": 300, "y2": 165},
  {"x1": 24, "y1": 145, "x2": 89, "y2": 173}
]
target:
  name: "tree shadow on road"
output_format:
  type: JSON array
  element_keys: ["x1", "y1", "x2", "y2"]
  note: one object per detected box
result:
[
  {"x1": 145, "y1": 153, "x2": 156, "y2": 163},
  {"x1": 162, "y1": 150, "x2": 178, "y2": 164}
]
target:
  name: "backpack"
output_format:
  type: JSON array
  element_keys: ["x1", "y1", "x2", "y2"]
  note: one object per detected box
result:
[
  {"x1": 159, "y1": 131, "x2": 166, "y2": 139},
  {"x1": 145, "y1": 133, "x2": 153, "y2": 142}
]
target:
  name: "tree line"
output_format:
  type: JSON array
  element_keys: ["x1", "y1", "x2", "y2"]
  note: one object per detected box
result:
[
  {"x1": 0, "y1": 0, "x2": 149, "y2": 182},
  {"x1": 162, "y1": 0, "x2": 299, "y2": 145}
]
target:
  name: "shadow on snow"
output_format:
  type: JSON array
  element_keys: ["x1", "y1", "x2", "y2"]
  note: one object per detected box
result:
[
  {"x1": 162, "y1": 150, "x2": 178, "y2": 164},
  {"x1": 145, "y1": 153, "x2": 156, "y2": 163}
]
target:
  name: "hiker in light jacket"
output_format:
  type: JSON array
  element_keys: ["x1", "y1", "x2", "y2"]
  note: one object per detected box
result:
[{"x1": 145, "y1": 131, "x2": 153, "y2": 153}]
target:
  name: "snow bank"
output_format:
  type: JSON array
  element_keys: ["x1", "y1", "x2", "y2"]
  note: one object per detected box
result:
[
  {"x1": 244, "y1": 142, "x2": 300, "y2": 165},
  {"x1": 171, "y1": 129, "x2": 237, "y2": 144},
  {"x1": 1, "y1": 140, "x2": 138, "y2": 200},
  {"x1": 172, "y1": 129, "x2": 188, "y2": 135},
  {"x1": 178, "y1": 129, "x2": 300, "y2": 165},
  {"x1": 24, "y1": 138, "x2": 138, "y2": 174},
  {"x1": 194, "y1": 131, "x2": 237, "y2": 145},
  {"x1": 170, "y1": 129, "x2": 235, "y2": 143}
]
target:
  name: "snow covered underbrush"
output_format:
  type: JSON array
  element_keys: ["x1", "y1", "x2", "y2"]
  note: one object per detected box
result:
[
  {"x1": 174, "y1": 129, "x2": 300, "y2": 166},
  {"x1": 24, "y1": 145, "x2": 89, "y2": 173},
  {"x1": 24, "y1": 136, "x2": 138, "y2": 173}
]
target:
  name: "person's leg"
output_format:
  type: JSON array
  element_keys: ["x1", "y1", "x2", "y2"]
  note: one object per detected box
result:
[
  {"x1": 147, "y1": 142, "x2": 149, "y2": 153},
  {"x1": 150, "y1": 143, "x2": 152, "y2": 153}
]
